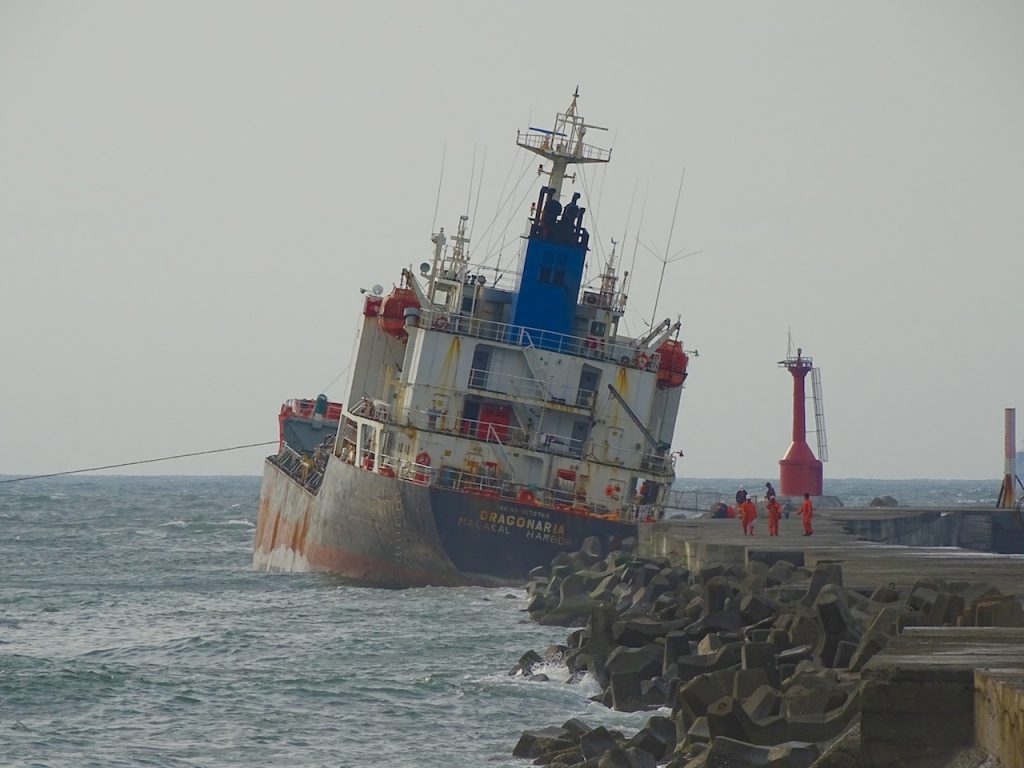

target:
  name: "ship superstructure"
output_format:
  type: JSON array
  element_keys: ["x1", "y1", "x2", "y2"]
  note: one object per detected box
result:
[{"x1": 253, "y1": 93, "x2": 691, "y2": 586}]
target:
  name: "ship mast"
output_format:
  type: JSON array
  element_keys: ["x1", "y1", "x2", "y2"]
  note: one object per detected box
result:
[
  {"x1": 426, "y1": 215, "x2": 473, "y2": 313},
  {"x1": 516, "y1": 88, "x2": 611, "y2": 200},
  {"x1": 599, "y1": 239, "x2": 623, "y2": 310}
]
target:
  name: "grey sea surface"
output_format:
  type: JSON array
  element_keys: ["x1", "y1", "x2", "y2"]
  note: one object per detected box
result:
[{"x1": 0, "y1": 475, "x2": 1003, "y2": 767}]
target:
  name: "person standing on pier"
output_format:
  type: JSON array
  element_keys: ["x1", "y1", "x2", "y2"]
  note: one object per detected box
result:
[
  {"x1": 740, "y1": 496, "x2": 757, "y2": 535},
  {"x1": 800, "y1": 493, "x2": 814, "y2": 536},
  {"x1": 765, "y1": 482, "x2": 777, "y2": 501},
  {"x1": 766, "y1": 496, "x2": 782, "y2": 536}
]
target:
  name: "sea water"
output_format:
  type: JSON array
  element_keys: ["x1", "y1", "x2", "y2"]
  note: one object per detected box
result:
[{"x1": 0, "y1": 475, "x2": 1002, "y2": 767}]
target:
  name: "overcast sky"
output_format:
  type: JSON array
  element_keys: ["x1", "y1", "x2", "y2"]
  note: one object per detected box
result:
[{"x1": 2, "y1": 2, "x2": 1022, "y2": 481}]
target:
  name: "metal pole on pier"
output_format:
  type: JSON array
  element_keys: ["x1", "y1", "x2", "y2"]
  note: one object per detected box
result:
[{"x1": 998, "y1": 408, "x2": 1016, "y2": 509}]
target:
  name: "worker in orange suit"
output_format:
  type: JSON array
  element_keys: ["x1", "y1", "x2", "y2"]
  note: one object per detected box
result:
[
  {"x1": 766, "y1": 496, "x2": 782, "y2": 536},
  {"x1": 740, "y1": 497, "x2": 757, "y2": 535},
  {"x1": 800, "y1": 493, "x2": 814, "y2": 536}
]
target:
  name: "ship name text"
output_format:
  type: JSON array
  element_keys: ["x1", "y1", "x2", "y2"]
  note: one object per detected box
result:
[{"x1": 456, "y1": 508, "x2": 573, "y2": 546}]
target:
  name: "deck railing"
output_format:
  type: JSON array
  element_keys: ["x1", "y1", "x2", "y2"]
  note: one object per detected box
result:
[
  {"x1": 467, "y1": 367, "x2": 596, "y2": 410},
  {"x1": 430, "y1": 465, "x2": 657, "y2": 523},
  {"x1": 421, "y1": 308, "x2": 659, "y2": 372},
  {"x1": 344, "y1": 397, "x2": 674, "y2": 477},
  {"x1": 270, "y1": 444, "x2": 328, "y2": 493},
  {"x1": 663, "y1": 489, "x2": 728, "y2": 516},
  {"x1": 515, "y1": 131, "x2": 612, "y2": 163},
  {"x1": 377, "y1": 453, "x2": 436, "y2": 486},
  {"x1": 357, "y1": 399, "x2": 675, "y2": 475},
  {"x1": 276, "y1": 439, "x2": 666, "y2": 523}
]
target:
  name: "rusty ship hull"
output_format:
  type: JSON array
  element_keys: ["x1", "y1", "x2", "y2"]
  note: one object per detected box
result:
[{"x1": 253, "y1": 454, "x2": 637, "y2": 587}]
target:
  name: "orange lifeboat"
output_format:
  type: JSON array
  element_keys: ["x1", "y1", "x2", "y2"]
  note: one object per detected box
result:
[
  {"x1": 378, "y1": 287, "x2": 420, "y2": 341},
  {"x1": 655, "y1": 339, "x2": 689, "y2": 389}
]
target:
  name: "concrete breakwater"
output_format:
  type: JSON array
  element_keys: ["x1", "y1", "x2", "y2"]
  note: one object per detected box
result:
[
  {"x1": 655, "y1": 505, "x2": 1024, "y2": 559},
  {"x1": 509, "y1": 518, "x2": 1024, "y2": 768},
  {"x1": 644, "y1": 508, "x2": 1024, "y2": 594}
]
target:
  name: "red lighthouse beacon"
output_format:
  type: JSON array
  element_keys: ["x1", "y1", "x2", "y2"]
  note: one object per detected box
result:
[{"x1": 778, "y1": 346, "x2": 827, "y2": 497}]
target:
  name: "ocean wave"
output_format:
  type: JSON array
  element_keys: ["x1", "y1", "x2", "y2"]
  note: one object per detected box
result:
[{"x1": 0, "y1": 474, "x2": 1008, "y2": 768}]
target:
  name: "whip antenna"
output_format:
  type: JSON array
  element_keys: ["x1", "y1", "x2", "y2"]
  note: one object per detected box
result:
[
  {"x1": 649, "y1": 169, "x2": 686, "y2": 328},
  {"x1": 430, "y1": 143, "x2": 447, "y2": 235}
]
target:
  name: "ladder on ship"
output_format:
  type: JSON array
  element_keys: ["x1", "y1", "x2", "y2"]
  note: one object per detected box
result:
[
  {"x1": 486, "y1": 424, "x2": 520, "y2": 482},
  {"x1": 520, "y1": 335, "x2": 557, "y2": 404},
  {"x1": 393, "y1": 502, "x2": 404, "y2": 574}
]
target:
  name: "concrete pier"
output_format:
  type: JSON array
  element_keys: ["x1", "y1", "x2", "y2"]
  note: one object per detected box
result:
[
  {"x1": 647, "y1": 506, "x2": 1024, "y2": 593},
  {"x1": 640, "y1": 507, "x2": 1024, "y2": 767},
  {"x1": 862, "y1": 628, "x2": 1024, "y2": 768}
]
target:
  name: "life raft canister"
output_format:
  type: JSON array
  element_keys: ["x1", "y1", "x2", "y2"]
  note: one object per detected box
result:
[{"x1": 517, "y1": 488, "x2": 538, "y2": 505}]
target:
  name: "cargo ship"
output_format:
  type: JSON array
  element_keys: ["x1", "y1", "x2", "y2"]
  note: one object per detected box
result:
[{"x1": 253, "y1": 92, "x2": 692, "y2": 587}]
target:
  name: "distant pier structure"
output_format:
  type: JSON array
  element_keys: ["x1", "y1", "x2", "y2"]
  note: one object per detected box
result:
[
  {"x1": 997, "y1": 407, "x2": 1020, "y2": 510},
  {"x1": 778, "y1": 347, "x2": 826, "y2": 497}
]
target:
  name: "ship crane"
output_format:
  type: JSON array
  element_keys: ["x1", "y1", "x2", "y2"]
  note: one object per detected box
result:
[
  {"x1": 607, "y1": 384, "x2": 670, "y2": 452},
  {"x1": 638, "y1": 318, "x2": 680, "y2": 351}
]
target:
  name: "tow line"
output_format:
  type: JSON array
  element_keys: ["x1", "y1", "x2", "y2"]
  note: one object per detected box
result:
[{"x1": 0, "y1": 441, "x2": 278, "y2": 484}]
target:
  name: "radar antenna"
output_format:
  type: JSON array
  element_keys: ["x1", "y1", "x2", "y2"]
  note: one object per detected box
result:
[{"x1": 517, "y1": 89, "x2": 610, "y2": 200}]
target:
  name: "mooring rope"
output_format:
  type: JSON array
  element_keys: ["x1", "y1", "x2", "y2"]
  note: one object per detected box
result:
[{"x1": 0, "y1": 441, "x2": 278, "y2": 484}]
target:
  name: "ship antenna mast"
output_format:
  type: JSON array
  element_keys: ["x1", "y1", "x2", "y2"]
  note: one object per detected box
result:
[
  {"x1": 430, "y1": 143, "x2": 446, "y2": 235},
  {"x1": 650, "y1": 170, "x2": 685, "y2": 328},
  {"x1": 599, "y1": 238, "x2": 620, "y2": 302},
  {"x1": 517, "y1": 87, "x2": 611, "y2": 201}
]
